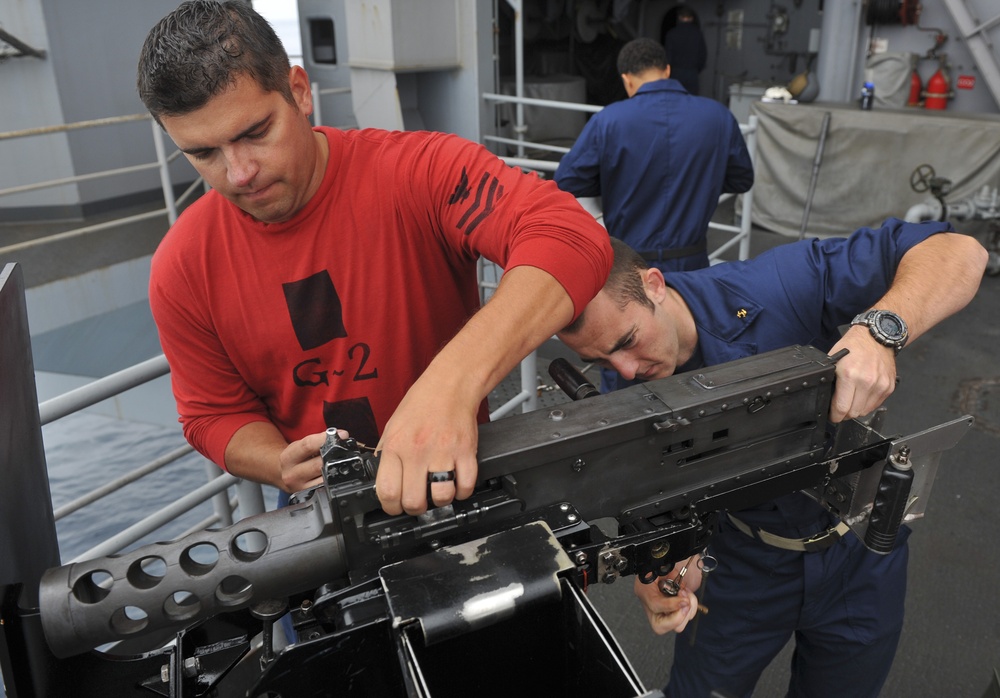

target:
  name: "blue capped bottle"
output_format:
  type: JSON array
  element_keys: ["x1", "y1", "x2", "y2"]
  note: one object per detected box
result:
[{"x1": 860, "y1": 81, "x2": 875, "y2": 110}]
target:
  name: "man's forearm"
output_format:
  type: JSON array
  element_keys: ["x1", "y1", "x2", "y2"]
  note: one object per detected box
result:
[
  {"x1": 422, "y1": 265, "x2": 576, "y2": 409},
  {"x1": 223, "y1": 421, "x2": 288, "y2": 489},
  {"x1": 876, "y1": 232, "x2": 987, "y2": 342}
]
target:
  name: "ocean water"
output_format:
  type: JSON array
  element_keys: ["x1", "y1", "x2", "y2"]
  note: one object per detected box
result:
[
  {"x1": 40, "y1": 412, "x2": 274, "y2": 563},
  {"x1": 1, "y1": 414, "x2": 221, "y2": 696}
]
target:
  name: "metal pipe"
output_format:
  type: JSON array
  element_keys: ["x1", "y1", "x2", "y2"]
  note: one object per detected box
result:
[
  {"x1": 511, "y1": 0, "x2": 525, "y2": 158},
  {"x1": 69, "y1": 473, "x2": 241, "y2": 562},
  {"x1": 207, "y1": 460, "x2": 235, "y2": 528},
  {"x1": 0, "y1": 27, "x2": 47, "y2": 59},
  {"x1": 177, "y1": 496, "x2": 238, "y2": 538},
  {"x1": 152, "y1": 121, "x2": 179, "y2": 224},
  {"x1": 0, "y1": 209, "x2": 167, "y2": 257},
  {"x1": 800, "y1": 111, "x2": 831, "y2": 240},
  {"x1": 489, "y1": 389, "x2": 533, "y2": 420},
  {"x1": 485, "y1": 135, "x2": 570, "y2": 155},
  {"x1": 520, "y1": 345, "x2": 539, "y2": 413},
  {"x1": 311, "y1": 82, "x2": 322, "y2": 126},
  {"x1": 500, "y1": 156, "x2": 558, "y2": 172},
  {"x1": 738, "y1": 114, "x2": 758, "y2": 259},
  {"x1": 38, "y1": 355, "x2": 170, "y2": 425},
  {"x1": 53, "y1": 444, "x2": 195, "y2": 521},
  {"x1": 940, "y1": 0, "x2": 1000, "y2": 110},
  {"x1": 482, "y1": 92, "x2": 602, "y2": 113},
  {"x1": 0, "y1": 113, "x2": 149, "y2": 141},
  {"x1": 0, "y1": 162, "x2": 161, "y2": 198},
  {"x1": 237, "y1": 478, "x2": 268, "y2": 518}
]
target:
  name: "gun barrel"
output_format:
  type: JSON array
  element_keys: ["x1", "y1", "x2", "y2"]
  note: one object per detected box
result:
[
  {"x1": 548, "y1": 357, "x2": 600, "y2": 400},
  {"x1": 40, "y1": 490, "x2": 347, "y2": 658}
]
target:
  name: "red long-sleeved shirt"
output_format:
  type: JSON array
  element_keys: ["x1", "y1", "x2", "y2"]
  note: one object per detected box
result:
[{"x1": 150, "y1": 127, "x2": 611, "y2": 468}]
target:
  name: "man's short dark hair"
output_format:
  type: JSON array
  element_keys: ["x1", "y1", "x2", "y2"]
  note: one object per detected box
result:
[
  {"x1": 562, "y1": 237, "x2": 653, "y2": 334},
  {"x1": 617, "y1": 37, "x2": 668, "y2": 75},
  {"x1": 137, "y1": 0, "x2": 292, "y2": 122}
]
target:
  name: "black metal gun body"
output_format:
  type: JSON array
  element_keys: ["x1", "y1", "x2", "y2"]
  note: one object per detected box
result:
[{"x1": 18, "y1": 346, "x2": 972, "y2": 697}]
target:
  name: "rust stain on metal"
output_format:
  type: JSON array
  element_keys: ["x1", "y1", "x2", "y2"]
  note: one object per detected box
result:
[{"x1": 954, "y1": 378, "x2": 1000, "y2": 435}]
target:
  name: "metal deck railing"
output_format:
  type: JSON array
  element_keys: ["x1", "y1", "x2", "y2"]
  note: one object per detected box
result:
[{"x1": 2, "y1": 72, "x2": 757, "y2": 569}]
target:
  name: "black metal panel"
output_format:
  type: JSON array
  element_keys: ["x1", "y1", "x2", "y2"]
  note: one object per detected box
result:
[
  {"x1": 0, "y1": 262, "x2": 61, "y2": 697},
  {"x1": 0, "y1": 263, "x2": 60, "y2": 593}
]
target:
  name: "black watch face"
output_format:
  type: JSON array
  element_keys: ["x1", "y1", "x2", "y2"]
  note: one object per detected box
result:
[{"x1": 876, "y1": 313, "x2": 905, "y2": 339}]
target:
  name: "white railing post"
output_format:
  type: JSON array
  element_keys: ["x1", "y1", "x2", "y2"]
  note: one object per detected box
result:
[
  {"x1": 739, "y1": 114, "x2": 759, "y2": 260},
  {"x1": 151, "y1": 119, "x2": 179, "y2": 225},
  {"x1": 312, "y1": 81, "x2": 323, "y2": 126},
  {"x1": 237, "y1": 478, "x2": 267, "y2": 518},
  {"x1": 206, "y1": 460, "x2": 235, "y2": 527}
]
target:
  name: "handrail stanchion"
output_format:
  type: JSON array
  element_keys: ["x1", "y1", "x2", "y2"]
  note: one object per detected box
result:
[
  {"x1": 151, "y1": 119, "x2": 179, "y2": 225},
  {"x1": 739, "y1": 115, "x2": 758, "y2": 260},
  {"x1": 312, "y1": 81, "x2": 322, "y2": 126},
  {"x1": 206, "y1": 460, "x2": 235, "y2": 527},
  {"x1": 520, "y1": 346, "x2": 539, "y2": 413},
  {"x1": 237, "y1": 478, "x2": 267, "y2": 518}
]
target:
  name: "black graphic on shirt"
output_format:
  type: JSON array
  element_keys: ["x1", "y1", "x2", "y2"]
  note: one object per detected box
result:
[
  {"x1": 292, "y1": 357, "x2": 340, "y2": 387},
  {"x1": 449, "y1": 168, "x2": 471, "y2": 204},
  {"x1": 291, "y1": 342, "x2": 378, "y2": 387},
  {"x1": 324, "y1": 396, "x2": 379, "y2": 446},
  {"x1": 282, "y1": 270, "x2": 348, "y2": 351},
  {"x1": 450, "y1": 167, "x2": 504, "y2": 235}
]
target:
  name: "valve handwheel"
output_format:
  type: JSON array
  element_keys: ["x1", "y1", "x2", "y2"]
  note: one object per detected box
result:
[{"x1": 910, "y1": 163, "x2": 936, "y2": 193}]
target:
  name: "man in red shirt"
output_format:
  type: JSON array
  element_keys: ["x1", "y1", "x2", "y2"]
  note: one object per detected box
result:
[{"x1": 138, "y1": 0, "x2": 611, "y2": 517}]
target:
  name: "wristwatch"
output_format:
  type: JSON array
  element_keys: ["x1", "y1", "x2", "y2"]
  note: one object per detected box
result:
[{"x1": 850, "y1": 309, "x2": 908, "y2": 354}]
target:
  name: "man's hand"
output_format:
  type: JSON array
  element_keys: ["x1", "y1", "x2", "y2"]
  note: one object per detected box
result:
[
  {"x1": 278, "y1": 431, "x2": 333, "y2": 493},
  {"x1": 225, "y1": 423, "x2": 351, "y2": 493},
  {"x1": 826, "y1": 230, "x2": 988, "y2": 424},
  {"x1": 372, "y1": 266, "x2": 580, "y2": 517},
  {"x1": 634, "y1": 556, "x2": 703, "y2": 635},
  {"x1": 828, "y1": 327, "x2": 898, "y2": 423},
  {"x1": 374, "y1": 375, "x2": 480, "y2": 516}
]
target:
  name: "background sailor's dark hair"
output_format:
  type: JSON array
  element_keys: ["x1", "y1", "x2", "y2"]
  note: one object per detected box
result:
[{"x1": 617, "y1": 37, "x2": 668, "y2": 75}]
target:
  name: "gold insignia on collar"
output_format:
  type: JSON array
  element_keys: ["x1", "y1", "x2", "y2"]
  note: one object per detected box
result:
[{"x1": 737, "y1": 308, "x2": 748, "y2": 319}]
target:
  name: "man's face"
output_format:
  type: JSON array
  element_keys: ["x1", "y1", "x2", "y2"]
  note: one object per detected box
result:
[
  {"x1": 160, "y1": 69, "x2": 322, "y2": 224},
  {"x1": 558, "y1": 288, "x2": 683, "y2": 382}
]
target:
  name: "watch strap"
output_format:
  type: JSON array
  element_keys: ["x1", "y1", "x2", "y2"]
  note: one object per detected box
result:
[{"x1": 851, "y1": 309, "x2": 908, "y2": 354}]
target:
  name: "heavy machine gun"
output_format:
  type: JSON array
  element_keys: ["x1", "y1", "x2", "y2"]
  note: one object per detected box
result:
[{"x1": 3, "y1": 346, "x2": 972, "y2": 697}]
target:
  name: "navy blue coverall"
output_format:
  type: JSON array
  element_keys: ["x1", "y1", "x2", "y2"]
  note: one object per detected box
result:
[
  {"x1": 554, "y1": 78, "x2": 753, "y2": 275},
  {"x1": 607, "y1": 218, "x2": 954, "y2": 698}
]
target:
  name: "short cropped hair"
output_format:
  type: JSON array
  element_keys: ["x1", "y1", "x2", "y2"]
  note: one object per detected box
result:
[
  {"x1": 617, "y1": 37, "x2": 668, "y2": 76},
  {"x1": 562, "y1": 237, "x2": 653, "y2": 334},
  {"x1": 137, "y1": 0, "x2": 292, "y2": 122}
]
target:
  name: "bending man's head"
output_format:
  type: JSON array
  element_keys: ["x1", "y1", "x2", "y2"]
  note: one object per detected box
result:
[
  {"x1": 137, "y1": 0, "x2": 293, "y2": 123},
  {"x1": 558, "y1": 238, "x2": 694, "y2": 382}
]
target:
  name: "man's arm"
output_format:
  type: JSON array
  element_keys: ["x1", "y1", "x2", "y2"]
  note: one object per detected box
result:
[
  {"x1": 632, "y1": 231, "x2": 986, "y2": 636},
  {"x1": 374, "y1": 265, "x2": 576, "y2": 516},
  {"x1": 553, "y1": 119, "x2": 603, "y2": 198},
  {"x1": 366, "y1": 134, "x2": 611, "y2": 516},
  {"x1": 721, "y1": 116, "x2": 754, "y2": 194},
  {"x1": 222, "y1": 422, "x2": 326, "y2": 492},
  {"x1": 828, "y1": 231, "x2": 987, "y2": 422}
]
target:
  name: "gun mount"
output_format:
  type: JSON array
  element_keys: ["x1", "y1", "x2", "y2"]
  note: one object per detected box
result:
[{"x1": 4, "y1": 346, "x2": 972, "y2": 697}]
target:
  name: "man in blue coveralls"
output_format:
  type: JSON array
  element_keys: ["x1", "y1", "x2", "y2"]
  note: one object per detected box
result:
[
  {"x1": 554, "y1": 37, "x2": 753, "y2": 277},
  {"x1": 555, "y1": 36, "x2": 753, "y2": 395},
  {"x1": 556, "y1": 222, "x2": 988, "y2": 698}
]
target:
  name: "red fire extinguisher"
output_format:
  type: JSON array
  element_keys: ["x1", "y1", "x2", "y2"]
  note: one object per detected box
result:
[
  {"x1": 907, "y1": 69, "x2": 923, "y2": 107},
  {"x1": 924, "y1": 68, "x2": 950, "y2": 110}
]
